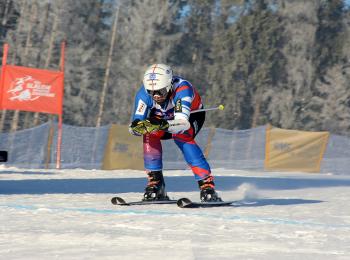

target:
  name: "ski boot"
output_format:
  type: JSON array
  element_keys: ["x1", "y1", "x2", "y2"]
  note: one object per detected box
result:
[
  {"x1": 198, "y1": 176, "x2": 222, "y2": 202},
  {"x1": 143, "y1": 170, "x2": 169, "y2": 201}
]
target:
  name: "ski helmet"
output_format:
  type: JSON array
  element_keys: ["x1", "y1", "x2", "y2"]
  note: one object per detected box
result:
[{"x1": 143, "y1": 64, "x2": 173, "y2": 96}]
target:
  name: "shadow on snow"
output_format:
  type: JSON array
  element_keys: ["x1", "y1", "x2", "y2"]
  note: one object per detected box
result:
[
  {"x1": 233, "y1": 198, "x2": 323, "y2": 207},
  {"x1": 0, "y1": 175, "x2": 349, "y2": 198}
]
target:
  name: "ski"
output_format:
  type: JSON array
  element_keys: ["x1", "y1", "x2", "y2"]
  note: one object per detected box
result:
[
  {"x1": 177, "y1": 198, "x2": 235, "y2": 208},
  {"x1": 111, "y1": 196, "x2": 177, "y2": 206}
]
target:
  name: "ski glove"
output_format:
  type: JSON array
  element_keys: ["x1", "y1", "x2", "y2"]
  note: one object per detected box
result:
[
  {"x1": 144, "y1": 117, "x2": 169, "y2": 133},
  {"x1": 129, "y1": 119, "x2": 146, "y2": 136},
  {"x1": 129, "y1": 118, "x2": 169, "y2": 136}
]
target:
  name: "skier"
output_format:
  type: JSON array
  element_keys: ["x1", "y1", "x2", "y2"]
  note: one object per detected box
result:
[{"x1": 129, "y1": 64, "x2": 222, "y2": 202}]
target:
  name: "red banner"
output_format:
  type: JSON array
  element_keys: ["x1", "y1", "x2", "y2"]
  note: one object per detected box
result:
[{"x1": 0, "y1": 65, "x2": 63, "y2": 115}]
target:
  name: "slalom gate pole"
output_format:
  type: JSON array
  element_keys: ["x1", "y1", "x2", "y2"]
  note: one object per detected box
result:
[{"x1": 190, "y1": 104, "x2": 225, "y2": 114}]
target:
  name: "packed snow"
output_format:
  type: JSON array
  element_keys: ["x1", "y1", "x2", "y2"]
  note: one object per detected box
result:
[{"x1": 0, "y1": 167, "x2": 349, "y2": 259}]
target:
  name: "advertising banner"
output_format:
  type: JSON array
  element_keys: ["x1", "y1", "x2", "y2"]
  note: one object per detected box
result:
[
  {"x1": 1, "y1": 65, "x2": 63, "y2": 115},
  {"x1": 102, "y1": 124, "x2": 144, "y2": 170},
  {"x1": 265, "y1": 126, "x2": 329, "y2": 172}
]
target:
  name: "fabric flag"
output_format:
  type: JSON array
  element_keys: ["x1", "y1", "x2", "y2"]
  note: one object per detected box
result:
[{"x1": 1, "y1": 65, "x2": 63, "y2": 115}]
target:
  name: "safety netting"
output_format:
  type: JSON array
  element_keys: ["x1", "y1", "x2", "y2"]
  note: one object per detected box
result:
[
  {"x1": 0, "y1": 123, "x2": 51, "y2": 169},
  {"x1": 0, "y1": 122, "x2": 109, "y2": 169},
  {"x1": 0, "y1": 122, "x2": 349, "y2": 175},
  {"x1": 321, "y1": 134, "x2": 350, "y2": 175}
]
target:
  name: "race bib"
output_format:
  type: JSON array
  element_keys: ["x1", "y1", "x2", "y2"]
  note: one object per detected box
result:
[{"x1": 135, "y1": 100, "x2": 147, "y2": 115}]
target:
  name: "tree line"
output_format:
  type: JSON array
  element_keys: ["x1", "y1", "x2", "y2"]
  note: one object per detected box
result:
[{"x1": 0, "y1": 0, "x2": 349, "y2": 136}]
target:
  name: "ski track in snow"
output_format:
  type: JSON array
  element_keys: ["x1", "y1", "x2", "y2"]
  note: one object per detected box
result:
[
  {"x1": 1, "y1": 168, "x2": 350, "y2": 260},
  {"x1": 1, "y1": 202, "x2": 350, "y2": 229}
]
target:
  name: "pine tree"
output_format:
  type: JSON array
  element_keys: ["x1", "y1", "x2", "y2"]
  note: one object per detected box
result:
[
  {"x1": 206, "y1": 0, "x2": 287, "y2": 129},
  {"x1": 299, "y1": 0, "x2": 347, "y2": 132},
  {"x1": 104, "y1": 0, "x2": 181, "y2": 124},
  {"x1": 168, "y1": 0, "x2": 214, "y2": 94},
  {"x1": 0, "y1": 0, "x2": 20, "y2": 45},
  {"x1": 313, "y1": 0, "x2": 345, "y2": 83},
  {"x1": 58, "y1": 0, "x2": 114, "y2": 126}
]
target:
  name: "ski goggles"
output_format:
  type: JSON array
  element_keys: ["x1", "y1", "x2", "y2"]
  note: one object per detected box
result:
[{"x1": 146, "y1": 87, "x2": 169, "y2": 97}]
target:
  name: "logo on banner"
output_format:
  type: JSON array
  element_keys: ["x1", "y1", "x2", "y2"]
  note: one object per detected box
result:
[
  {"x1": 7, "y1": 75, "x2": 56, "y2": 102},
  {"x1": 273, "y1": 142, "x2": 292, "y2": 153}
]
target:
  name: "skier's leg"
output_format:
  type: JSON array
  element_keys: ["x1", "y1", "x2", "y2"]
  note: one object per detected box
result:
[
  {"x1": 173, "y1": 132, "x2": 211, "y2": 180},
  {"x1": 173, "y1": 111, "x2": 211, "y2": 180},
  {"x1": 173, "y1": 112, "x2": 221, "y2": 202},
  {"x1": 143, "y1": 131, "x2": 163, "y2": 171},
  {"x1": 143, "y1": 131, "x2": 169, "y2": 200}
]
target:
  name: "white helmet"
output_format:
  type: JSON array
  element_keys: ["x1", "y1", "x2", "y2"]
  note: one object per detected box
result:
[{"x1": 143, "y1": 64, "x2": 173, "y2": 96}]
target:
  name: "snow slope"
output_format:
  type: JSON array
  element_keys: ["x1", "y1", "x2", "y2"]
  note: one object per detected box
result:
[{"x1": 0, "y1": 167, "x2": 349, "y2": 260}]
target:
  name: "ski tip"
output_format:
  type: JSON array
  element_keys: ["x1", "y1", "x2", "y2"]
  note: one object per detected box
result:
[
  {"x1": 177, "y1": 198, "x2": 192, "y2": 208},
  {"x1": 111, "y1": 196, "x2": 127, "y2": 205}
]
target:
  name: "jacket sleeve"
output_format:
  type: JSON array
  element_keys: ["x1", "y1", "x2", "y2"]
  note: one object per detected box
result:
[
  {"x1": 131, "y1": 86, "x2": 152, "y2": 121},
  {"x1": 167, "y1": 84, "x2": 194, "y2": 133}
]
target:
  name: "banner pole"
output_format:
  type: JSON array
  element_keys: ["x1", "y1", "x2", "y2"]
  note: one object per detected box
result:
[
  {"x1": 2, "y1": 43, "x2": 8, "y2": 66},
  {"x1": 59, "y1": 41, "x2": 65, "y2": 72},
  {"x1": 0, "y1": 44, "x2": 9, "y2": 108},
  {"x1": 56, "y1": 115, "x2": 62, "y2": 169}
]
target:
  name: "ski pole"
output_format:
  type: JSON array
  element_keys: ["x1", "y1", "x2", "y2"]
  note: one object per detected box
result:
[{"x1": 190, "y1": 104, "x2": 225, "y2": 114}]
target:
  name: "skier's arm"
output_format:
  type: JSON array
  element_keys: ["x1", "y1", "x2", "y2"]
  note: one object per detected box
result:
[
  {"x1": 167, "y1": 115, "x2": 191, "y2": 133},
  {"x1": 166, "y1": 85, "x2": 194, "y2": 133},
  {"x1": 129, "y1": 88, "x2": 151, "y2": 136},
  {"x1": 146, "y1": 96, "x2": 192, "y2": 134},
  {"x1": 129, "y1": 84, "x2": 193, "y2": 135},
  {"x1": 135, "y1": 116, "x2": 189, "y2": 134},
  {"x1": 143, "y1": 116, "x2": 190, "y2": 134}
]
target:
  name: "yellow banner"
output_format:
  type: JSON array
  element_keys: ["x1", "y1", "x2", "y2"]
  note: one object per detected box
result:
[
  {"x1": 102, "y1": 124, "x2": 144, "y2": 170},
  {"x1": 265, "y1": 125, "x2": 329, "y2": 172}
]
